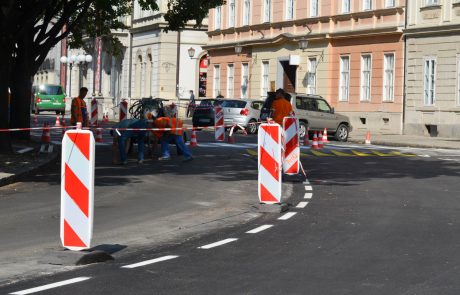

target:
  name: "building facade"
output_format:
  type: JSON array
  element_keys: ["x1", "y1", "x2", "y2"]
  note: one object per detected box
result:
[
  {"x1": 206, "y1": 0, "x2": 406, "y2": 134},
  {"x1": 405, "y1": 0, "x2": 460, "y2": 137}
]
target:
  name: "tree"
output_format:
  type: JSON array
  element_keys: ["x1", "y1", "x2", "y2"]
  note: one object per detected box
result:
[{"x1": 0, "y1": 0, "x2": 224, "y2": 153}]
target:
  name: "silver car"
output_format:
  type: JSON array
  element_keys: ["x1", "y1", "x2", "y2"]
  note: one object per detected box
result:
[{"x1": 221, "y1": 99, "x2": 264, "y2": 134}]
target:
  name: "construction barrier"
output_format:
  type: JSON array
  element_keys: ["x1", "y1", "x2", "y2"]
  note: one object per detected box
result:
[
  {"x1": 283, "y1": 117, "x2": 300, "y2": 175},
  {"x1": 91, "y1": 98, "x2": 98, "y2": 126},
  {"x1": 214, "y1": 106, "x2": 225, "y2": 142},
  {"x1": 258, "y1": 123, "x2": 282, "y2": 204},
  {"x1": 119, "y1": 100, "x2": 128, "y2": 122},
  {"x1": 60, "y1": 129, "x2": 95, "y2": 251}
]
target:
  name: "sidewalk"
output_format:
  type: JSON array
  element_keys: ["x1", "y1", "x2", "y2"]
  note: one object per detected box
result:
[{"x1": 349, "y1": 131, "x2": 460, "y2": 150}]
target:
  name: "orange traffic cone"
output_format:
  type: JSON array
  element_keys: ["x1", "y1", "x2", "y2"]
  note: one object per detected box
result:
[
  {"x1": 96, "y1": 125, "x2": 103, "y2": 143},
  {"x1": 322, "y1": 128, "x2": 328, "y2": 143},
  {"x1": 55, "y1": 116, "x2": 61, "y2": 127},
  {"x1": 365, "y1": 130, "x2": 371, "y2": 145},
  {"x1": 228, "y1": 134, "x2": 235, "y2": 144},
  {"x1": 41, "y1": 122, "x2": 51, "y2": 143},
  {"x1": 103, "y1": 114, "x2": 109, "y2": 123},
  {"x1": 303, "y1": 127, "x2": 310, "y2": 146},
  {"x1": 190, "y1": 130, "x2": 198, "y2": 147},
  {"x1": 318, "y1": 132, "x2": 324, "y2": 148},
  {"x1": 312, "y1": 132, "x2": 318, "y2": 149}
]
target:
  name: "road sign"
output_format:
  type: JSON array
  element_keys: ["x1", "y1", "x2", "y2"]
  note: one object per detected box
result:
[
  {"x1": 283, "y1": 117, "x2": 300, "y2": 175},
  {"x1": 258, "y1": 123, "x2": 282, "y2": 204},
  {"x1": 60, "y1": 130, "x2": 95, "y2": 251}
]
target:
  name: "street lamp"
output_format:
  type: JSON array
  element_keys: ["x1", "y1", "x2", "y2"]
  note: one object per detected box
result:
[
  {"x1": 299, "y1": 38, "x2": 309, "y2": 52},
  {"x1": 235, "y1": 44, "x2": 243, "y2": 56},
  {"x1": 60, "y1": 54, "x2": 92, "y2": 97}
]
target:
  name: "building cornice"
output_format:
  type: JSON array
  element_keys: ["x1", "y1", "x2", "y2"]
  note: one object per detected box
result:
[{"x1": 404, "y1": 23, "x2": 460, "y2": 37}]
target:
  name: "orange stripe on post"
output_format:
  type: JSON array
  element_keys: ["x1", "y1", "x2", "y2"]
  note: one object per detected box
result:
[
  {"x1": 65, "y1": 164, "x2": 89, "y2": 217},
  {"x1": 66, "y1": 133, "x2": 91, "y2": 160},
  {"x1": 261, "y1": 125, "x2": 279, "y2": 144},
  {"x1": 260, "y1": 183, "x2": 279, "y2": 203},
  {"x1": 259, "y1": 146, "x2": 280, "y2": 181},
  {"x1": 64, "y1": 219, "x2": 87, "y2": 248}
]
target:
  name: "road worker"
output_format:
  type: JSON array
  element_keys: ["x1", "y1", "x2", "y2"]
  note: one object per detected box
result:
[
  {"x1": 112, "y1": 117, "x2": 150, "y2": 165},
  {"x1": 154, "y1": 106, "x2": 192, "y2": 162},
  {"x1": 271, "y1": 88, "x2": 293, "y2": 125},
  {"x1": 71, "y1": 87, "x2": 89, "y2": 127}
]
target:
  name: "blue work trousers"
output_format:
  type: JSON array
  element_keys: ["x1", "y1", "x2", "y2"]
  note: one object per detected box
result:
[
  {"x1": 119, "y1": 130, "x2": 145, "y2": 162},
  {"x1": 160, "y1": 134, "x2": 192, "y2": 158}
]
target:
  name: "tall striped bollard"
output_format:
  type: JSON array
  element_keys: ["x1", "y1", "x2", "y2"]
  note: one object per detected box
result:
[{"x1": 258, "y1": 123, "x2": 282, "y2": 204}]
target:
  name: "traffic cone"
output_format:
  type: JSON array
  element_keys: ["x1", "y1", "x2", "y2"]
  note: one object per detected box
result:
[
  {"x1": 96, "y1": 125, "x2": 103, "y2": 143},
  {"x1": 41, "y1": 122, "x2": 51, "y2": 143},
  {"x1": 312, "y1": 132, "x2": 318, "y2": 149},
  {"x1": 32, "y1": 114, "x2": 38, "y2": 127},
  {"x1": 189, "y1": 130, "x2": 198, "y2": 147},
  {"x1": 322, "y1": 128, "x2": 328, "y2": 143},
  {"x1": 318, "y1": 132, "x2": 324, "y2": 148},
  {"x1": 228, "y1": 134, "x2": 235, "y2": 144},
  {"x1": 303, "y1": 127, "x2": 310, "y2": 146},
  {"x1": 103, "y1": 114, "x2": 109, "y2": 123},
  {"x1": 55, "y1": 116, "x2": 61, "y2": 127},
  {"x1": 365, "y1": 130, "x2": 371, "y2": 145}
]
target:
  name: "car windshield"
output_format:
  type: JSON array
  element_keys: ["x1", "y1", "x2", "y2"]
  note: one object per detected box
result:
[
  {"x1": 200, "y1": 100, "x2": 216, "y2": 106},
  {"x1": 38, "y1": 85, "x2": 63, "y2": 95},
  {"x1": 221, "y1": 100, "x2": 247, "y2": 108}
]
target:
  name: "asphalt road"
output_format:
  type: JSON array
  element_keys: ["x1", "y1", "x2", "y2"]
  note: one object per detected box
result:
[{"x1": 2, "y1": 114, "x2": 460, "y2": 294}]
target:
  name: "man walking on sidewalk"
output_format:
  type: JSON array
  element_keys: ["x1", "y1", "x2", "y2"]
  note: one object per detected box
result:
[{"x1": 187, "y1": 90, "x2": 196, "y2": 118}]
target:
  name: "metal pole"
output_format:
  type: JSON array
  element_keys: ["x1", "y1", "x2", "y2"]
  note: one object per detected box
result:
[
  {"x1": 176, "y1": 30, "x2": 181, "y2": 118},
  {"x1": 69, "y1": 64, "x2": 73, "y2": 98}
]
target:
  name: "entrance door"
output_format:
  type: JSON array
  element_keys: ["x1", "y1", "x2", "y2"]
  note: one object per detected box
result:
[{"x1": 281, "y1": 61, "x2": 297, "y2": 93}]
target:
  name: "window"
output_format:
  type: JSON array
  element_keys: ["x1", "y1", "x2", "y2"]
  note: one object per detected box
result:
[
  {"x1": 360, "y1": 55, "x2": 372, "y2": 101},
  {"x1": 213, "y1": 65, "x2": 221, "y2": 97},
  {"x1": 215, "y1": 6, "x2": 222, "y2": 29},
  {"x1": 261, "y1": 61, "x2": 269, "y2": 96},
  {"x1": 263, "y1": 0, "x2": 271, "y2": 22},
  {"x1": 363, "y1": 0, "x2": 372, "y2": 10},
  {"x1": 310, "y1": 0, "x2": 319, "y2": 17},
  {"x1": 307, "y1": 57, "x2": 317, "y2": 95},
  {"x1": 383, "y1": 53, "x2": 395, "y2": 102},
  {"x1": 385, "y1": 0, "x2": 395, "y2": 7},
  {"x1": 227, "y1": 64, "x2": 234, "y2": 98},
  {"x1": 424, "y1": 58, "x2": 436, "y2": 105},
  {"x1": 342, "y1": 0, "x2": 351, "y2": 13},
  {"x1": 243, "y1": 0, "x2": 251, "y2": 26},
  {"x1": 339, "y1": 56, "x2": 350, "y2": 101},
  {"x1": 228, "y1": 0, "x2": 235, "y2": 27},
  {"x1": 286, "y1": 0, "x2": 294, "y2": 20},
  {"x1": 241, "y1": 63, "x2": 249, "y2": 98},
  {"x1": 317, "y1": 100, "x2": 331, "y2": 113},
  {"x1": 425, "y1": 0, "x2": 439, "y2": 5}
]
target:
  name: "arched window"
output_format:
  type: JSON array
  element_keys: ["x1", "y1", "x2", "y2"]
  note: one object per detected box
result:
[
  {"x1": 135, "y1": 54, "x2": 143, "y2": 98},
  {"x1": 145, "y1": 53, "x2": 153, "y2": 97}
]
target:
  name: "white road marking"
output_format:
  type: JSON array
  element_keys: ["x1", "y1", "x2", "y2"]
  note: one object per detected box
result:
[
  {"x1": 246, "y1": 225, "x2": 274, "y2": 234},
  {"x1": 278, "y1": 212, "x2": 297, "y2": 220},
  {"x1": 305, "y1": 185, "x2": 313, "y2": 191},
  {"x1": 296, "y1": 201, "x2": 309, "y2": 208},
  {"x1": 121, "y1": 255, "x2": 179, "y2": 269},
  {"x1": 303, "y1": 180, "x2": 310, "y2": 185},
  {"x1": 198, "y1": 238, "x2": 238, "y2": 249},
  {"x1": 9, "y1": 277, "x2": 91, "y2": 295},
  {"x1": 304, "y1": 192, "x2": 313, "y2": 199}
]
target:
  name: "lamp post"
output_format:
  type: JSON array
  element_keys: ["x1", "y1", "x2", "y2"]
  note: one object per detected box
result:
[
  {"x1": 60, "y1": 54, "x2": 93, "y2": 97},
  {"x1": 298, "y1": 38, "x2": 309, "y2": 52}
]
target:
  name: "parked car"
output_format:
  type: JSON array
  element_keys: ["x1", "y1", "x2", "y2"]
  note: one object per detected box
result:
[
  {"x1": 31, "y1": 84, "x2": 66, "y2": 115},
  {"x1": 260, "y1": 93, "x2": 352, "y2": 141},
  {"x1": 221, "y1": 99, "x2": 264, "y2": 134},
  {"x1": 192, "y1": 99, "x2": 224, "y2": 128}
]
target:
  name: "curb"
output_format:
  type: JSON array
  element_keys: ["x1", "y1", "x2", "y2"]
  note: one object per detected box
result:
[
  {"x1": 348, "y1": 138, "x2": 459, "y2": 150},
  {"x1": 0, "y1": 151, "x2": 59, "y2": 188}
]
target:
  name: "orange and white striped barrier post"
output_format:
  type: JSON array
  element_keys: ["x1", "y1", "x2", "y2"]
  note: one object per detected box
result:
[
  {"x1": 119, "y1": 100, "x2": 128, "y2": 122},
  {"x1": 60, "y1": 129, "x2": 95, "y2": 251},
  {"x1": 283, "y1": 117, "x2": 300, "y2": 175},
  {"x1": 258, "y1": 123, "x2": 282, "y2": 204},
  {"x1": 322, "y1": 128, "x2": 328, "y2": 143},
  {"x1": 365, "y1": 130, "x2": 372, "y2": 145},
  {"x1": 95, "y1": 125, "x2": 103, "y2": 143},
  {"x1": 90, "y1": 98, "x2": 98, "y2": 127},
  {"x1": 190, "y1": 130, "x2": 198, "y2": 147},
  {"x1": 318, "y1": 132, "x2": 324, "y2": 148},
  {"x1": 214, "y1": 106, "x2": 225, "y2": 142}
]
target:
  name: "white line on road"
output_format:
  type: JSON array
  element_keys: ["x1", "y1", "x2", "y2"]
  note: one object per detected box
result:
[
  {"x1": 303, "y1": 180, "x2": 310, "y2": 185},
  {"x1": 304, "y1": 193, "x2": 313, "y2": 199},
  {"x1": 9, "y1": 277, "x2": 91, "y2": 295},
  {"x1": 278, "y1": 212, "x2": 297, "y2": 220},
  {"x1": 121, "y1": 255, "x2": 179, "y2": 269},
  {"x1": 198, "y1": 238, "x2": 238, "y2": 249},
  {"x1": 305, "y1": 186, "x2": 313, "y2": 191},
  {"x1": 246, "y1": 225, "x2": 274, "y2": 234},
  {"x1": 296, "y1": 202, "x2": 309, "y2": 208}
]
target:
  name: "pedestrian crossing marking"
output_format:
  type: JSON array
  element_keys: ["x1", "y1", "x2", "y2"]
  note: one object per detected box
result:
[
  {"x1": 372, "y1": 150, "x2": 394, "y2": 157},
  {"x1": 300, "y1": 152, "x2": 311, "y2": 157},
  {"x1": 310, "y1": 150, "x2": 333, "y2": 157},
  {"x1": 330, "y1": 150, "x2": 355, "y2": 157},
  {"x1": 351, "y1": 150, "x2": 372, "y2": 157},
  {"x1": 390, "y1": 151, "x2": 417, "y2": 157},
  {"x1": 246, "y1": 149, "x2": 258, "y2": 156}
]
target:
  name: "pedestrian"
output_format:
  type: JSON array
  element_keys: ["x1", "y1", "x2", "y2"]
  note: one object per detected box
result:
[
  {"x1": 112, "y1": 118, "x2": 149, "y2": 165},
  {"x1": 187, "y1": 90, "x2": 196, "y2": 118},
  {"x1": 216, "y1": 91, "x2": 224, "y2": 99},
  {"x1": 271, "y1": 88, "x2": 293, "y2": 125},
  {"x1": 154, "y1": 108, "x2": 193, "y2": 162},
  {"x1": 71, "y1": 87, "x2": 89, "y2": 127}
]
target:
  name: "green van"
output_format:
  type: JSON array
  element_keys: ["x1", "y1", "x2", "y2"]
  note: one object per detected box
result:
[{"x1": 32, "y1": 84, "x2": 66, "y2": 115}]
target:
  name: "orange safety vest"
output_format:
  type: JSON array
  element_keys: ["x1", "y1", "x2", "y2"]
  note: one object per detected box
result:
[
  {"x1": 70, "y1": 97, "x2": 89, "y2": 126},
  {"x1": 271, "y1": 98, "x2": 293, "y2": 125},
  {"x1": 153, "y1": 117, "x2": 170, "y2": 138},
  {"x1": 170, "y1": 118, "x2": 183, "y2": 136}
]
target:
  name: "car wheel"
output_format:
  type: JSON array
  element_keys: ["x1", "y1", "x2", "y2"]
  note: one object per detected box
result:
[
  {"x1": 247, "y1": 119, "x2": 258, "y2": 134},
  {"x1": 298, "y1": 121, "x2": 308, "y2": 139},
  {"x1": 335, "y1": 124, "x2": 349, "y2": 142}
]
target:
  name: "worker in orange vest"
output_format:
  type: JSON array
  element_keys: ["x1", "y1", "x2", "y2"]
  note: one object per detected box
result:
[
  {"x1": 71, "y1": 87, "x2": 89, "y2": 127},
  {"x1": 154, "y1": 110, "x2": 192, "y2": 162},
  {"x1": 271, "y1": 88, "x2": 294, "y2": 125}
]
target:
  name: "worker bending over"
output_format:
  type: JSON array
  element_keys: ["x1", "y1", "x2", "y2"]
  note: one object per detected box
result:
[
  {"x1": 112, "y1": 118, "x2": 149, "y2": 165},
  {"x1": 154, "y1": 113, "x2": 192, "y2": 162}
]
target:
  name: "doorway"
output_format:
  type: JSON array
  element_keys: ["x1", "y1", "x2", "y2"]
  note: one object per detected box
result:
[{"x1": 280, "y1": 61, "x2": 297, "y2": 93}]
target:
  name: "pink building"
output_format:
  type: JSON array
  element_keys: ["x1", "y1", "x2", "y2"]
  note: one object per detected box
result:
[{"x1": 205, "y1": 0, "x2": 406, "y2": 134}]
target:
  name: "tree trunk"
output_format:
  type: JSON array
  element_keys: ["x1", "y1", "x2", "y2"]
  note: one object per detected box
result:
[{"x1": 0, "y1": 48, "x2": 13, "y2": 154}]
